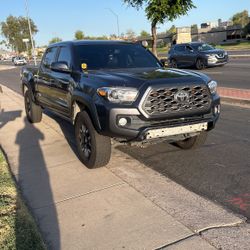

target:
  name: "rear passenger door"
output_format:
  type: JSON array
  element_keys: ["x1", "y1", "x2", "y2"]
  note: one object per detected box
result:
[
  {"x1": 184, "y1": 45, "x2": 196, "y2": 66},
  {"x1": 173, "y1": 45, "x2": 186, "y2": 66}
]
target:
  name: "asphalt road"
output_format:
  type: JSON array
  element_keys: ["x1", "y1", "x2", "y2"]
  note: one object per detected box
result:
[
  {"x1": 194, "y1": 58, "x2": 250, "y2": 89},
  {"x1": 0, "y1": 61, "x2": 250, "y2": 220}
]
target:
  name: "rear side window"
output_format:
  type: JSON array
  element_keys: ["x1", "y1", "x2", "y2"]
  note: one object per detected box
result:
[
  {"x1": 42, "y1": 47, "x2": 57, "y2": 68},
  {"x1": 186, "y1": 45, "x2": 193, "y2": 51},
  {"x1": 57, "y1": 47, "x2": 71, "y2": 67},
  {"x1": 174, "y1": 45, "x2": 185, "y2": 52}
]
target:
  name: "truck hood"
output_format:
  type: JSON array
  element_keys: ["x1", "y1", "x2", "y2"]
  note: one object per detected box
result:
[{"x1": 88, "y1": 68, "x2": 210, "y2": 89}]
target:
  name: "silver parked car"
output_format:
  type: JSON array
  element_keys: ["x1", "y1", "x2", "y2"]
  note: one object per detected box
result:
[{"x1": 14, "y1": 57, "x2": 27, "y2": 66}]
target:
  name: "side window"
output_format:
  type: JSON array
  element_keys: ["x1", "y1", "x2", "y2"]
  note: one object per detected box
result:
[
  {"x1": 174, "y1": 45, "x2": 185, "y2": 52},
  {"x1": 42, "y1": 47, "x2": 57, "y2": 68},
  {"x1": 57, "y1": 47, "x2": 71, "y2": 67},
  {"x1": 186, "y1": 45, "x2": 193, "y2": 51}
]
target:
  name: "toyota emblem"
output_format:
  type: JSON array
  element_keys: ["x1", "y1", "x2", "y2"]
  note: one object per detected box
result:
[{"x1": 174, "y1": 90, "x2": 189, "y2": 102}]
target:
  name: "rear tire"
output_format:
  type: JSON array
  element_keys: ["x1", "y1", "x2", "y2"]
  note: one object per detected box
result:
[
  {"x1": 195, "y1": 58, "x2": 205, "y2": 70},
  {"x1": 75, "y1": 111, "x2": 111, "y2": 168},
  {"x1": 24, "y1": 90, "x2": 42, "y2": 123},
  {"x1": 173, "y1": 132, "x2": 207, "y2": 150}
]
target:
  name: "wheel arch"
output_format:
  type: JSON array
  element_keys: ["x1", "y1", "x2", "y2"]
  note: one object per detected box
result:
[{"x1": 71, "y1": 92, "x2": 102, "y2": 132}]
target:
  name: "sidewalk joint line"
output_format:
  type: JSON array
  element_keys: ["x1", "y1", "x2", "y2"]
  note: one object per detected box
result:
[
  {"x1": 33, "y1": 182, "x2": 125, "y2": 210},
  {"x1": 13, "y1": 159, "x2": 79, "y2": 177}
]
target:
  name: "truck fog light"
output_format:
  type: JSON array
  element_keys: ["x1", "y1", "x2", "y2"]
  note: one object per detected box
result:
[{"x1": 118, "y1": 118, "x2": 127, "y2": 126}]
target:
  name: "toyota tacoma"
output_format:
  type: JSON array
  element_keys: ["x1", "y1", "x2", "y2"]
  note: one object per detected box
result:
[{"x1": 21, "y1": 41, "x2": 220, "y2": 168}]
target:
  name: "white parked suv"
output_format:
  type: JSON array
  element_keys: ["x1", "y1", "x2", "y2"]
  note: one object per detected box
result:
[{"x1": 14, "y1": 57, "x2": 27, "y2": 66}]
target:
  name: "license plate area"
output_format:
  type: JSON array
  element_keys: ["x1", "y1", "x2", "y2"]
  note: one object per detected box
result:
[{"x1": 146, "y1": 122, "x2": 208, "y2": 139}]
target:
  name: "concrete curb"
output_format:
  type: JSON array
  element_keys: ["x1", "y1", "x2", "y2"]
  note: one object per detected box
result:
[
  {"x1": 220, "y1": 96, "x2": 250, "y2": 106},
  {"x1": 229, "y1": 54, "x2": 250, "y2": 59}
]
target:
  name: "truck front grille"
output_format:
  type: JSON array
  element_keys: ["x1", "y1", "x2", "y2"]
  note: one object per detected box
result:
[{"x1": 142, "y1": 85, "x2": 211, "y2": 117}]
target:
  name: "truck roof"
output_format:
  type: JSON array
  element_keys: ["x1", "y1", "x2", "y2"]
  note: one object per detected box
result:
[{"x1": 48, "y1": 40, "x2": 135, "y2": 47}]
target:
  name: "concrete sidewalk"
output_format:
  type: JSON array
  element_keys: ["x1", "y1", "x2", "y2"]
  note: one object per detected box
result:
[{"x1": 0, "y1": 85, "x2": 247, "y2": 249}]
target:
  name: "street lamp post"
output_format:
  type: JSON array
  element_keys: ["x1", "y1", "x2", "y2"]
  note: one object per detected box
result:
[
  {"x1": 106, "y1": 8, "x2": 120, "y2": 38},
  {"x1": 24, "y1": 0, "x2": 37, "y2": 65},
  {"x1": 22, "y1": 38, "x2": 29, "y2": 57}
]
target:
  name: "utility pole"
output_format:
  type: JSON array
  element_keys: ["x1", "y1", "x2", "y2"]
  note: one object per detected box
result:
[
  {"x1": 24, "y1": 0, "x2": 37, "y2": 65},
  {"x1": 106, "y1": 8, "x2": 120, "y2": 38}
]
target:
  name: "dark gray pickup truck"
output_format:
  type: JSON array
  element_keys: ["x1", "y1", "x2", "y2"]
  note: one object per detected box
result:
[{"x1": 21, "y1": 40, "x2": 220, "y2": 168}]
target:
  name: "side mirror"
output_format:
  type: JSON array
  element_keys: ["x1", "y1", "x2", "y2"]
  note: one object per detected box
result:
[
  {"x1": 160, "y1": 58, "x2": 168, "y2": 67},
  {"x1": 141, "y1": 40, "x2": 148, "y2": 48},
  {"x1": 51, "y1": 61, "x2": 71, "y2": 73}
]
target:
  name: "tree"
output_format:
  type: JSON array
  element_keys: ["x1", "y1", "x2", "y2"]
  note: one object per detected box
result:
[
  {"x1": 140, "y1": 30, "x2": 150, "y2": 38},
  {"x1": 75, "y1": 30, "x2": 84, "y2": 40},
  {"x1": 232, "y1": 10, "x2": 249, "y2": 27},
  {"x1": 49, "y1": 37, "x2": 62, "y2": 45},
  {"x1": 123, "y1": 0, "x2": 195, "y2": 56},
  {"x1": 1, "y1": 15, "x2": 38, "y2": 53},
  {"x1": 245, "y1": 22, "x2": 250, "y2": 36},
  {"x1": 125, "y1": 29, "x2": 136, "y2": 40},
  {"x1": 109, "y1": 34, "x2": 118, "y2": 39}
]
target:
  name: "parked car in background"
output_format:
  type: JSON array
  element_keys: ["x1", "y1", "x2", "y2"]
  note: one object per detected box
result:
[
  {"x1": 168, "y1": 42, "x2": 228, "y2": 70},
  {"x1": 13, "y1": 56, "x2": 27, "y2": 66}
]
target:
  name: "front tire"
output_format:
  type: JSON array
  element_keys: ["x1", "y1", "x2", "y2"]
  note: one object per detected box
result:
[
  {"x1": 173, "y1": 132, "x2": 207, "y2": 150},
  {"x1": 24, "y1": 90, "x2": 42, "y2": 123},
  {"x1": 195, "y1": 58, "x2": 205, "y2": 70},
  {"x1": 170, "y1": 59, "x2": 178, "y2": 68},
  {"x1": 75, "y1": 111, "x2": 111, "y2": 168}
]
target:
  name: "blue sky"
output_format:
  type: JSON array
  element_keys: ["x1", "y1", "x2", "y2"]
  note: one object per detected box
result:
[{"x1": 1, "y1": 0, "x2": 250, "y2": 47}]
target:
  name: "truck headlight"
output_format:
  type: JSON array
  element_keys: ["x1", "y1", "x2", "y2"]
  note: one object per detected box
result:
[
  {"x1": 208, "y1": 80, "x2": 217, "y2": 94},
  {"x1": 97, "y1": 87, "x2": 138, "y2": 103}
]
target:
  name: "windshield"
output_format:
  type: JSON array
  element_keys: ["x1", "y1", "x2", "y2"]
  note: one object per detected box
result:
[
  {"x1": 193, "y1": 43, "x2": 215, "y2": 51},
  {"x1": 74, "y1": 44, "x2": 161, "y2": 70}
]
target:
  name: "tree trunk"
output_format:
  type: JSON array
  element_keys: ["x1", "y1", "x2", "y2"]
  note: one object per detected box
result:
[{"x1": 151, "y1": 22, "x2": 157, "y2": 57}]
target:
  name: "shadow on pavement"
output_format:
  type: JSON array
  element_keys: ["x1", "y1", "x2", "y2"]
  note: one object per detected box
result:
[
  {"x1": 0, "y1": 109, "x2": 22, "y2": 129},
  {"x1": 14, "y1": 118, "x2": 60, "y2": 249},
  {"x1": 44, "y1": 110, "x2": 79, "y2": 158}
]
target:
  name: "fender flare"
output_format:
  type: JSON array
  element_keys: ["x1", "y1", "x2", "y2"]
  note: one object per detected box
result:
[
  {"x1": 21, "y1": 70, "x2": 36, "y2": 101},
  {"x1": 71, "y1": 90, "x2": 102, "y2": 132}
]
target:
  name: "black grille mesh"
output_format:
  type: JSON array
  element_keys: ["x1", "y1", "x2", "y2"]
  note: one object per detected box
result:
[{"x1": 142, "y1": 85, "x2": 211, "y2": 116}]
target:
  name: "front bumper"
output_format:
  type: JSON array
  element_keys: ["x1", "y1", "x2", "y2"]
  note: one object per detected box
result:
[
  {"x1": 98, "y1": 94, "x2": 220, "y2": 142},
  {"x1": 206, "y1": 56, "x2": 228, "y2": 66},
  {"x1": 15, "y1": 62, "x2": 26, "y2": 65}
]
